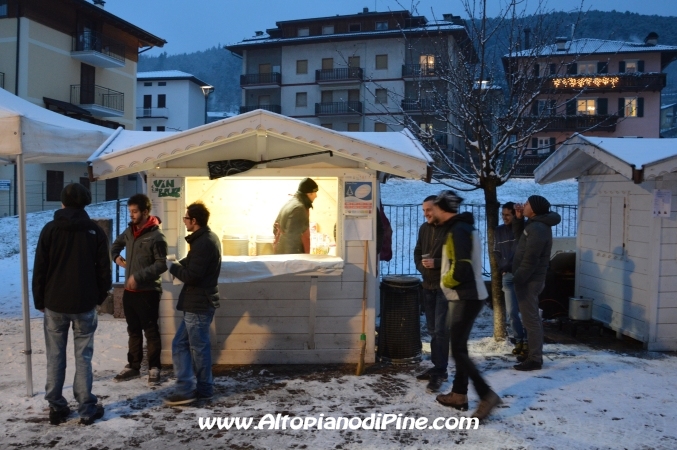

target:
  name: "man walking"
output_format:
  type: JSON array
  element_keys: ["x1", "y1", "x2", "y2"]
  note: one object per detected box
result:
[
  {"x1": 33, "y1": 183, "x2": 111, "y2": 425},
  {"x1": 413, "y1": 195, "x2": 450, "y2": 392},
  {"x1": 493, "y1": 202, "x2": 526, "y2": 356},
  {"x1": 164, "y1": 201, "x2": 222, "y2": 406},
  {"x1": 111, "y1": 194, "x2": 168, "y2": 385},
  {"x1": 512, "y1": 195, "x2": 561, "y2": 371}
]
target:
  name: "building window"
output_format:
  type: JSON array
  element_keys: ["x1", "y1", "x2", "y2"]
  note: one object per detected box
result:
[
  {"x1": 321, "y1": 91, "x2": 333, "y2": 103},
  {"x1": 298, "y1": 27, "x2": 309, "y2": 37},
  {"x1": 143, "y1": 126, "x2": 151, "y2": 131},
  {"x1": 79, "y1": 177, "x2": 90, "y2": 191},
  {"x1": 420, "y1": 54, "x2": 435, "y2": 72},
  {"x1": 537, "y1": 99, "x2": 556, "y2": 115},
  {"x1": 375, "y1": 54, "x2": 388, "y2": 70},
  {"x1": 322, "y1": 25, "x2": 334, "y2": 35},
  {"x1": 143, "y1": 82, "x2": 152, "y2": 87},
  {"x1": 157, "y1": 126, "x2": 165, "y2": 132},
  {"x1": 157, "y1": 94, "x2": 166, "y2": 108},
  {"x1": 620, "y1": 60, "x2": 644, "y2": 73},
  {"x1": 321, "y1": 123, "x2": 333, "y2": 129},
  {"x1": 625, "y1": 61, "x2": 638, "y2": 73},
  {"x1": 258, "y1": 95, "x2": 271, "y2": 106},
  {"x1": 295, "y1": 92, "x2": 307, "y2": 107},
  {"x1": 375, "y1": 89, "x2": 388, "y2": 104},
  {"x1": 624, "y1": 98, "x2": 638, "y2": 117},
  {"x1": 374, "y1": 122, "x2": 387, "y2": 132},
  {"x1": 0, "y1": 0, "x2": 7, "y2": 17},
  {"x1": 348, "y1": 56, "x2": 360, "y2": 68},
  {"x1": 347, "y1": 123, "x2": 360, "y2": 131},
  {"x1": 349, "y1": 23, "x2": 361, "y2": 32},
  {"x1": 158, "y1": 82, "x2": 166, "y2": 86},
  {"x1": 577, "y1": 99, "x2": 596, "y2": 115},
  {"x1": 296, "y1": 60, "x2": 308, "y2": 74},
  {"x1": 46, "y1": 170, "x2": 64, "y2": 202},
  {"x1": 536, "y1": 137, "x2": 555, "y2": 154},
  {"x1": 375, "y1": 21, "x2": 388, "y2": 31},
  {"x1": 322, "y1": 58, "x2": 333, "y2": 70},
  {"x1": 577, "y1": 62, "x2": 597, "y2": 74},
  {"x1": 105, "y1": 178, "x2": 118, "y2": 201},
  {"x1": 259, "y1": 63, "x2": 271, "y2": 74}
]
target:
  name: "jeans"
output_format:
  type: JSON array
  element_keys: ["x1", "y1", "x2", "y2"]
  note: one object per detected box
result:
[
  {"x1": 515, "y1": 279, "x2": 546, "y2": 363},
  {"x1": 446, "y1": 300, "x2": 490, "y2": 398},
  {"x1": 123, "y1": 290, "x2": 162, "y2": 370},
  {"x1": 44, "y1": 307, "x2": 99, "y2": 419},
  {"x1": 502, "y1": 273, "x2": 525, "y2": 341},
  {"x1": 422, "y1": 288, "x2": 449, "y2": 374},
  {"x1": 172, "y1": 309, "x2": 215, "y2": 397}
]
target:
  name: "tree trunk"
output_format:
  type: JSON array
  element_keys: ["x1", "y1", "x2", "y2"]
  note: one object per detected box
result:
[{"x1": 483, "y1": 178, "x2": 507, "y2": 341}]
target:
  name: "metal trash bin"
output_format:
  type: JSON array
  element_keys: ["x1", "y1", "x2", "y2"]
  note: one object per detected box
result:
[{"x1": 377, "y1": 275, "x2": 422, "y2": 364}]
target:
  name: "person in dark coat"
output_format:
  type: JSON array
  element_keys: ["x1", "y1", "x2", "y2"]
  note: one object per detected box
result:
[
  {"x1": 512, "y1": 195, "x2": 561, "y2": 371},
  {"x1": 273, "y1": 178, "x2": 318, "y2": 254},
  {"x1": 32, "y1": 183, "x2": 111, "y2": 425},
  {"x1": 111, "y1": 194, "x2": 168, "y2": 385},
  {"x1": 164, "y1": 201, "x2": 222, "y2": 406}
]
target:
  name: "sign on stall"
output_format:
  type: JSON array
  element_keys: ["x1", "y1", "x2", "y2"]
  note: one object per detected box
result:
[
  {"x1": 0, "y1": 180, "x2": 10, "y2": 191},
  {"x1": 343, "y1": 174, "x2": 373, "y2": 216},
  {"x1": 149, "y1": 178, "x2": 183, "y2": 221},
  {"x1": 653, "y1": 189, "x2": 672, "y2": 217}
]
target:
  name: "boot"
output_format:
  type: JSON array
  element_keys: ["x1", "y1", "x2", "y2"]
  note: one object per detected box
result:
[
  {"x1": 511, "y1": 340, "x2": 523, "y2": 355},
  {"x1": 516, "y1": 342, "x2": 529, "y2": 362},
  {"x1": 471, "y1": 390, "x2": 502, "y2": 420},
  {"x1": 436, "y1": 392, "x2": 469, "y2": 411}
]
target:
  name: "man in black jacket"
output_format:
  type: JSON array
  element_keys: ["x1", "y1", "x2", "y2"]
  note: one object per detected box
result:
[
  {"x1": 512, "y1": 195, "x2": 561, "y2": 371},
  {"x1": 274, "y1": 178, "x2": 318, "y2": 254},
  {"x1": 413, "y1": 195, "x2": 450, "y2": 392},
  {"x1": 111, "y1": 194, "x2": 168, "y2": 385},
  {"x1": 164, "y1": 201, "x2": 222, "y2": 406},
  {"x1": 33, "y1": 183, "x2": 111, "y2": 425}
]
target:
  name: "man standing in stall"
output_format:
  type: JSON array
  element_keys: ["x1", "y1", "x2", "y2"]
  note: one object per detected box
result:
[{"x1": 273, "y1": 178, "x2": 318, "y2": 254}]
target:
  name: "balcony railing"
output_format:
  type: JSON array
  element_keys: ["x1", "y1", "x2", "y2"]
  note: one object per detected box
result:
[
  {"x1": 71, "y1": 84, "x2": 124, "y2": 116},
  {"x1": 420, "y1": 133, "x2": 448, "y2": 147},
  {"x1": 526, "y1": 114, "x2": 618, "y2": 132},
  {"x1": 136, "y1": 107, "x2": 169, "y2": 119},
  {"x1": 239, "y1": 104, "x2": 281, "y2": 114},
  {"x1": 533, "y1": 73, "x2": 666, "y2": 93},
  {"x1": 315, "y1": 68, "x2": 363, "y2": 83},
  {"x1": 402, "y1": 64, "x2": 446, "y2": 78},
  {"x1": 315, "y1": 101, "x2": 363, "y2": 115},
  {"x1": 71, "y1": 30, "x2": 126, "y2": 67},
  {"x1": 0, "y1": 71, "x2": 4, "y2": 89},
  {"x1": 401, "y1": 99, "x2": 446, "y2": 112},
  {"x1": 240, "y1": 72, "x2": 281, "y2": 87}
]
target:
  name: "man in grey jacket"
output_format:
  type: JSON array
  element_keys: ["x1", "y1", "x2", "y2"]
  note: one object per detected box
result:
[
  {"x1": 512, "y1": 195, "x2": 561, "y2": 371},
  {"x1": 111, "y1": 194, "x2": 168, "y2": 385}
]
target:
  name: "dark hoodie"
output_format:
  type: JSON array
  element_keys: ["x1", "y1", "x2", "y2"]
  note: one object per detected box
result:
[
  {"x1": 33, "y1": 208, "x2": 112, "y2": 313},
  {"x1": 511, "y1": 212, "x2": 562, "y2": 285}
]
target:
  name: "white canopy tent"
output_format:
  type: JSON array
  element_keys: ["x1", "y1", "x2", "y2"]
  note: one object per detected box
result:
[{"x1": 0, "y1": 88, "x2": 114, "y2": 396}]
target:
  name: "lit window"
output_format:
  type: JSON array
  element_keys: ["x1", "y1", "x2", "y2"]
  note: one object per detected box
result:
[
  {"x1": 624, "y1": 98, "x2": 638, "y2": 117},
  {"x1": 625, "y1": 61, "x2": 637, "y2": 73},
  {"x1": 295, "y1": 92, "x2": 307, "y2": 107},
  {"x1": 296, "y1": 60, "x2": 308, "y2": 74},
  {"x1": 419, "y1": 54, "x2": 435, "y2": 73},
  {"x1": 322, "y1": 25, "x2": 334, "y2": 35},
  {"x1": 577, "y1": 62, "x2": 597, "y2": 74},
  {"x1": 298, "y1": 28, "x2": 309, "y2": 37},
  {"x1": 577, "y1": 99, "x2": 596, "y2": 115},
  {"x1": 375, "y1": 21, "x2": 388, "y2": 31},
  {"x1": 375, "y1": 54, "x2": 388, "y2": 70},
  {"x1": 375, "y1": 89, "x2": 388, "y2": 104}
]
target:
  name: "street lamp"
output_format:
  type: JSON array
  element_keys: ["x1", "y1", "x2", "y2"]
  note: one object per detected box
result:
[{"x1": 200, "y1": 85, "x2": 214, "y2": 125}]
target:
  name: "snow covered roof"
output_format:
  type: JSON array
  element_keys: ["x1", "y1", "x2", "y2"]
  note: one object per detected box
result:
[
  {"x1": 534, "y1": 133, "x2": 677, "y2": 184},
  {"x1": 88, "y1": 110, "x2": 432, "y2": 181},
  {"x1": 137, "y1": 71, "x2": 210, "y2": 87},
  {"x1": 509, "y1": 38, "x2": 677, "y2": 58}
]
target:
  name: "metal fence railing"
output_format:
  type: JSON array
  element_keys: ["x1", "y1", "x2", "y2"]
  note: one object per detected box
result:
[{"x1": 379, "y1": 203, "x2": 577, "y2": 277}]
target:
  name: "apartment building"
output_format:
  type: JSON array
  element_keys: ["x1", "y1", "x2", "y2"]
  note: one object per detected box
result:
[
  {"x1": 136, "y1": 70, "x2": 214, "y2": 132},
  {"x1": 0, "y1": 0, "x2": 165, "y2": 215},
  {"x1": 505, "y1": 34, "x2": 677, "y2": 158},
  {"x1": 226, "y1": 8, "x2": 472, "y2": 153}
]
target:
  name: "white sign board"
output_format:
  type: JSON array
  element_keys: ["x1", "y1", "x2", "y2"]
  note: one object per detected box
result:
[
  {"x1": 652, "y1": 189, "x2": 671, "y2": 217},
  {"x1": 0, "y1": 180, "x2": 10, "y2": 191},
  {"x1": 343, "y1": 174, "x2": 373, "y2": 216}
]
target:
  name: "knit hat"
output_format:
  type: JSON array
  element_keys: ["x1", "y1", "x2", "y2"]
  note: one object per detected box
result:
[
  {"x1": 298, "y1": 178, "x2": 319, "y2": 194},
  {"x1": 61, "y1": 183, "x2": 92, "y2": 208},
  {"x1": 434, "y1": 190, "x2": 463, "y2": 213},
  {"x1": 528, "y1": 195, "x2": 550, "y2": 215}
]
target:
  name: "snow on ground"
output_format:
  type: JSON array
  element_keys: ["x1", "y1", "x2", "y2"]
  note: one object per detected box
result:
[{"x1": 2, "y1": 179, "x2": 677, "y2": 449}]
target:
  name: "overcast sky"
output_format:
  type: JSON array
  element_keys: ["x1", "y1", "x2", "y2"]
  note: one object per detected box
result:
[{"x1": 103, "y1": 0, "x2": 677, "y2": 56}]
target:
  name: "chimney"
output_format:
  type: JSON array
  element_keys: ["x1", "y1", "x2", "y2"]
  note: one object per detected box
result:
[
  {"x1": 255, "y1": 31, "x2": 264, "y2": 37},
  {"x1": 524, "y1": 27, "x2": 531, "y2": 50},
  {"x1": 363, "y1": 7, "x2": 368, "y2": 13},
  {"x1": 556, "y1": 37, "x2": 567, "y2": 52},
  {"x1": 645, "y1": 32, "x2": 658, "y2": 46},
  {"x1": 92, "y1": 0, "x2": 105, "y2": 7}
]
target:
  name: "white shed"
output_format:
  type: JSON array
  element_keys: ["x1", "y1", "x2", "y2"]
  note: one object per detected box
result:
[
  {"x1": 88, "y1": 110, "x2": 432, "y2": 364},
  {"x1": 535, "y1": 133, "x2": 677, "y2": 350}
]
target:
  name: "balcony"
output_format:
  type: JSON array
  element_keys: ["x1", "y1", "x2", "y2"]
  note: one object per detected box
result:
[
  {"x1": 239, "y1": 104, "x2": 281, "y2": 114},
  {"x1": 136, "y1": 107, "x2": 169, "y2": 119},
  {"x1": 71, "y1": 85, "x2": 124, "y2": 117},
  {"x1": 526, "y1": 114, "x2": 618, "y2": 132},
  {"x1": 401, "y1": 99, "x2": 446, "y2": 113},
  {"x1": 315, "y1": 101, "x2": 363, "y2": 116},
  {"x1": 402, "y1": 64, "x2": 446, "y2": 79},
  {"x1": 315, "y1": 68, "x2": 363, "y2": 84},
  {"x1": 534, "y1": 73, "x2": 666, "y2": 94},
  {"x1": 420, "y1": 133, "x2": 448, "y2": 148},
  {"x1": 240, "y1": 72, "x2": 281, "y2": 89},
  {"x1": 71, "y1": 31, "x2": 126, "y2": 68}
]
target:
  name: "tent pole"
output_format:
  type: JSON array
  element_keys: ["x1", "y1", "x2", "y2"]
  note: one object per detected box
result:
[{"x1": 17, "y1": 154, "x2": 34, "y2": 397}]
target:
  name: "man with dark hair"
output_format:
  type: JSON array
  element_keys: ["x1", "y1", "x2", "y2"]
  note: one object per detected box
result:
[
  {"x1": 111, "y1": 193, "x2": 168, "y2": 385},
  {"x1": 164, "y1": 201, "x2": 222, "y2": 406},
  {"x1": 33, "y1": 183, "x2": 111, "y2": 425},
  {"x1": 432, "y1": 190, "x2": 502, "y2": 421},
  {"x1": 512, "y1": 195, "x2": 561, "y2": 371},
  {"x1": 273, "y1": 178, "x2": 318, "y2": 254},
  {"x1": 494, "y1": 201, "x2": 526, "y2": 356},
  {"x1": 413, "y1": 194, "x2": 451, "y2": 392}
]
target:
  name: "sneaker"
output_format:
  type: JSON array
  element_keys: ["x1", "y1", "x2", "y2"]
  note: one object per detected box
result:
[
  {"x1": 164, "y1": 392, "x2": 197, "y2": 406},
  {"x1": 80, "y1": 404, "x2": 104, "y2": 426},
  {"x1": 471, "y1": 390, "x2": 502, "y2": 420},
  {"x1": 49, "y1": 406, "x2": 71, "y2": 425},
  {"x1": 415, "y1": 367, "x2": 436, "y2": 381},
  {"x1": 436, "y1": 392, "x2": 469, "y2": 411},
  {"x1": 511, "y1": 340, "x2": 523, "y2": 355},
  {"x1": 426, "y1": 375, "x2": 445, "y2": 393},
  {"x1": 514, "y1": 359, "x2": 542, "y2": 371},
  {"x1": 197, "y1": 392, "x2": 214, "y2": 400},
  {"x1": 148, "y1": 367, "x2": 161, "y2": 385},
  {"x1": 114, "y1": 365, "x2": 141, "y2": 382}
]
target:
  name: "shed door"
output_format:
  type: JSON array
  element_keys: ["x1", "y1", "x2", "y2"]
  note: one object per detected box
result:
[{"x1": 596, "y1": 195, "x2": 626, "y2": 255}]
